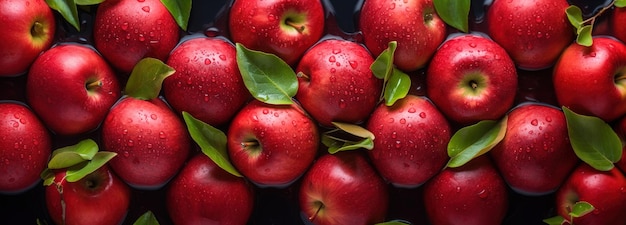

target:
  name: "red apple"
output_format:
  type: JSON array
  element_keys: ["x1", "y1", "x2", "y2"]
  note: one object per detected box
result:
[
  {"x1": 166, "y1": 153, "x2": 255, "y2": 225},
  {"x1": 366, "y1": 95, "x2": 451, "y2": 187},
  {"x1": 0, "y1": 101, "x2": 51, "y2": 194},
  {"x1": 616, "y1": 116, "x2": 626, "y2": 173},
  {"x1": 227, "y1": 100, "x2": 319, "y2": 187},
  {"x1": 0, "y1": 0, "x2": 56, "y2": 77},
  {"x1": 26, "y1": 43, "x2": 121, "y2": 136},
  {"x1": 163, "y1": 35, "x2": 250, "y2": 126},
  {"x1": 101, "y1": 97, "x2": 190, "y2": 189},
  {"x1": 93, "y1": 0, "x2": 180, "y2": 74},
  {"x1": 45, "y1": 165, "x2": 131, "y2": 225},
  {"x1": 490, "y1": 103, "x2": 579, "y2": 195},
  {"x1": 358, "y1": 0, "x2": 447, "y2": 72},
  {"x1": 299, "y1": 151, "x2": 389, "y2": 225},
  {"x1": 426, "y1": 34, "x2": 517, "y2": 125},
  {"x1": 553, "y1": 36, "x2": 626, "y2": 122},
  {"x1": 423, "y1": 156, "x2": 509, "y2": 225},
  {"x1": 555, "y1": 163, "x2": 626, "y2": 225},
  {"x1": 486, "y1": 0, "x2": 574, "y2": 70},
  {"x1": 295, "y1": 38, "x2": 383, "y2": 127},
  {"x1": 612, "y1": 7, "x2": 626, "y2": 44},
  {"x1": 228, "y1": 0, "x2": 326, "y2": 66}
]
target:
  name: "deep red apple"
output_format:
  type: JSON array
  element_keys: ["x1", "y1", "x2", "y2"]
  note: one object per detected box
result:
[
  {"x1": 228, "y1": 0, "x2": 326, "y2": 66},
  {"x1": 0, "y1": 101, "x2": 51, "y2": 194},
  {"x1": 553, "y1": 36, "x2": 626, "y2": 122},
  {"x1": 426, "y1": 34, "x2": 517, "y2": 125},
  {"x1": 101, "y1": 97, "x2": 190, "y2": 189},
  {"x1": 359, "y1": 0, "x2": 446, "y2": 72},
  {"x1": 299, "y1": 151, "x2": 389, "y2": 225},
  {"x1": 612, "y1": 7, "x2": 626, "y2": 44},
  {"x1": 0, "y1": 0, "x2": 56, "y2": 77},
  {"x1": 486, "y1": 0, "x2": 574, "y2": 70},
  {"x1": 295, "y1": 38, "x2": 383, "y2": 127},
  {"x1": 26, "y1": 43, "x2": 121, "y2": 136},
  {"x1": 366, "y1": 95, "x2": 451, "y2": 187},
  {"x1": 167, "y1": 153, "x2": 255, "y2": 225},
  {"x1": 45, "y1": 165, "x2": 131, "y2": 225},
  {"x1": 163, "y1": 35, "x2": 250, "y2": 126},
  {"x1": 490, "y1": 103, "x2": 579, "y2": 195},
  {"x1": 93, "y1": 0, "x2": 180, "y2": 74},
  {"x1": 555, "y1": 163, "x2": 626, "y2": 225},
  {"x1": 616, "y1": 116, "x2": 626, "y2": 173},
  {"x1": 423, "y1": 156, "x2": 509, "y2": 225},
  {"x1": 227, "y1": 100, "x2": 319, "y2": 187}
]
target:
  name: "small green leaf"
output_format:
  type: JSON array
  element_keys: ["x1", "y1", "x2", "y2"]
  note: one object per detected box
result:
[
  {"x1": 569, "y1": 201, "x2": 595, "y2": 218},
  {"x1": 236, "y1": 43, "x2": 298, "y2": 105},
  {"x1": 542, "y1": 216, "x2": 566, "y2": 225},
  {"x1": 576, "y1": 25, "x2": 593, "y2": 47},
  {"x1": 323, "y1": 122, "x2": 375, "y2": 154},
  {"x1": 133, "y1": 211, "x2": 160, "y2": 225},
  {"x1": 371, "y1": 41, "x2": 397, "y2": 80},
  {"x1": 563, "y1": 107, "x2": 622, "y2": 171},
  {"x1": 125, "y1": 57, "x2": 175, "y2": 100},
  {"x1": 46, "y1": 0, "x2": 80, "y2": 31},
  {"x1": 615, "y1": 0, "x2": 626, "y2": 8},
  {"x1": 383, "y1": 69, "x2": 411, "y2": 106},
  {"x1": 446, "y1": 117, "x2": 507, "y2": 168},
  {"x1": 74, "y1": 0, "x2": 103, "y2": 5},
  {"x1": 65, "y1": 152, "x2": 117, "y2": 182},
  {"x1": 160, "y1": 0, "x2": 191, "y2": 31},
  {"x1": 40, "y1": 169, "x2": 55, "y2": 186},
  {"x1": 48, "y1": 139, "x2": 99, "y2": 169},
  {"x1": 182, "y1": 112, "x2": 243, "y2": 177},
  {"x1": 47, "y1": 152, "x2": 86, "y2": 169},
  {"x1": 565, "y1": 5, "x2": 583, "y2": 30},
  {"x1": 331, "y1": 122, "x2": 375, "y2": 140},
  {"x1": 375, "y1": 220, "x2": 411, "y2": 225},
  {"x1": 433, "y1": 0, "x2": 470, "y2": 32},
  {"x1": 322, "y1": 135, "x2": 374, "y2": 154}
]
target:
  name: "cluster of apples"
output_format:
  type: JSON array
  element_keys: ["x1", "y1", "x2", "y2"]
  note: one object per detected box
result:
[{"x1": 2, "y1": 0, "x2": 626, "y2": 225}]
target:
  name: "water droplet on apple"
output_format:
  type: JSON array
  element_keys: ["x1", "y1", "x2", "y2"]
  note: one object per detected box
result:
[
  {"x1": 399, "y1": 118, "x2": 406, "y2": 124},
  {"x1": 127, "y1": 140, "x2": 134, "y2": 147},
  {"x1": 150, "y1": 114, "x2": 158, "y2": 120},
  {"x1": 138, "y1": 34, "x2": 145, "y2": 42},
  {"x1": 531, "y1": 119, "x2": 538, "y2": 126},
  {"x1": 141, "y1": 6, "x2": 150, "y2": 12},
  {"x1": 159, "y1": 131, "x2": 166, "y2": 139},
  {"x1": 388, "y1": 118, "x2": 394, "y2": 123},
  {"x1": 330, "y1": 68, "x2": 336, "y2": 73},
  {"x1": 456, "y1": 186, "x2": 461, "y2": 193},
  {"x1": 262, "y1": 109, "x2": 269, "y2": 114},
  {"x1": 349, "y1": 61, "x2": 358, "y2": 69},
  {"x1": 407, "y1": 107, "x2": 416, "y2": 113},
  {"x1": 589, "y1": 52, "x2": 597, "y2": 57},
  {"x1": 478, "y1": 189, "x2": 488, "y2": 198},
  {"x1": 328, "y1": 56, "x2": 336, "y2": 62},
  {"x1": 391, "y1": 132, "x2": 397, "y2": 139},
  {"x1": 137, "y1": 0, "x2": 145, "y2": 2},
  {"x1": 338, "y1": 99, "x2": 346, "y2": 109},
  {"x1": 469, "y1": 42, "x2": 477, "y2": 48},
  {"x1": 204, "y1": 58, "x2": 211, "y2": 65},
  {"x1": 419, "y1": 112, "x2": 426, "y2": 118},
  {"x1": 332, "y1": 49, "x2": 341, "y2": 54},
  {"x1": 389, "y1": 2, "x2": 396, "y2": 10},
  {"x1": 123, "y1": 151, "x2": 130, "y2": 157},
  {"x1": 121, "y1": 22, "x2": 128, "y2": 31}
]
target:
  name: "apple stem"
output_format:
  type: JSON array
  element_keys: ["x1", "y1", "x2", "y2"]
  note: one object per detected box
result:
[
  {"x1": 241, "y1": 141, "x2": 259, "y2": 149},
  {"x1": 308, "y1": 202, "x2": 324, "y2": 222},
  {"x1": 285, "y1": 19, "x2": 305, "y2": 33},
  {"x1": 297, "y1": 72, "x2": 310, "y2": 80},
  {"x1": 31, "y1": 21, "x2": 45, "y2": 37},
  {"x1": 86, "y1": 80, "x2": 103, "y2": 90},
  {"x1": 470, "y1": 80, "x2": 478, "y2": 89}
]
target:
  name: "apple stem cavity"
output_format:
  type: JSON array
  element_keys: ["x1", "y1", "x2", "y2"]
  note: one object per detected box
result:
[
  {"x1": 86, "y1": 80, "x2": 104, "y2": 91},
  {"x1": 308, "y1": 201, "x2": 324, "y2": 222},
  {"x1": 285, "y1": 19, "x2": 305, "y2": 33},
  {"x1": 31, "y1": 21, "x2": 45, "y2": 37}
]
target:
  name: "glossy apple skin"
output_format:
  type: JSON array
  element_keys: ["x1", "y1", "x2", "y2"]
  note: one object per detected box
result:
[
  {"x1": 164, "y1": 36, "x2": 250, "y2": 126},
  {"x1": 299, "y1": 151, "x2": 389, "y2": 225},
  {"x1": 45, "y1": 166, "x2": 131, "y2": 225},
  {"x1": 166, "y1": 154, "x2": 255, "y2": 225},
  {"x1": 0, "y1": 102, "x2": 51, "y2": 194},
  {"x1": 612, "y1": 7, "x2": 626, "y2": 44},
  {"x1": 423, "y1": 156, "x2": 509, "y2": 225},
  {"x1": 486, "y1": 0, "x2": 574, "y2": 70},
  {"x1": 426, "y1": 34, "x2": 517, "y2": 125},
  {"x1": 227, "y1": 100, "x2": 319, "y2": 187},
  {"x1": 94, "y1": 0, "x2": 180, "y2": 73},
  {"x1": 553, "y1": 37, "x2": 626, "y2": 122},
  {"x1": 26, "y1": 44, "x2": 121, "y2": 136},
  {"x1": 0, "y1": 0, "x2": 56, "y2": 77},
  {"x1": 102, "y1": 97, "x2": 190, "y2": 189},
  {"x1": 228, "y1": 0, "x2": 325, "y2": 66},
  {"x1": 359, "y1": 0, "x2": 446, "y2": 72},
  {"x1": 490, "y1": 103, "x2": 579, "y2": 195},
  {"x1": 366, "y1": 95, "x2": 451, "y2": 187},
  {"x1": 555, "y1": 164, "x2": 626, "y2": 225},
  {"x1": 296, "y1": 38, "x2": 383, "y2": 127}
]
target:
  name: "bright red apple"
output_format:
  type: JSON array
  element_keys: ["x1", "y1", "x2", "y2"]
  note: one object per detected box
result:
[
  {"x1": 366, "y1": 95, "x2": 451, "y2": 187},
  {"x1": 228, "y1": 0, "x2": 326, "y2": 66},
  {"x1": 26, "y1": 43, "x2": 121, "y2": 136},
  {"x1": 612, "y1": 6, "x2": 626, "y2": 44},
  {"x1": 358, "y1": 0, "x2": 447, "y2": 72},
  {"x1": 616, "y1": 116, "x2": 626, "y2": 173},
  {"x1": 486, "y1": 0, "x2": 574, "y2": 70},
  {"x1": 426, "y1": 34, "x2": 517, "y2": 125},
  {"x1": 0, "y1": 0, "x2": 56, "y2": 77},
  {"x1": 295, "y1": 38, "x2": 383, "y2": 127},
  {"x1": 553, "y1": 36, "x2": 626, "y2": 122}
]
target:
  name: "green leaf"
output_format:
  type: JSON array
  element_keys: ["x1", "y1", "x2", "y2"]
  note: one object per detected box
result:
[
  {"x1": 565, "y1": 5, "x2": 583, "y2": 30},
  {"x1": 616, "y1": 0, "x2": 626, "y2": 8},
  {"x1": 236, "y1": 43, "x2": 298, "y2": 105},
  {"x1": 322, "y1": 135, "x2": 374, "y2": 154},
  {"x1": 371, "y1": 41, "x2": 397, "y2": 80},
  {"x1": 46, "y1": 0, "x2": 81, "y2": 31},
  {"x1": 383, "y1": 69, "x2": 411, "y2": 106},
  {"x1": 65, "y1": 152, "x2": 117, "y2": 182},
  {"x1": 182, "y1": 112, "x2": 243, "y2": 177},
  {"x1": 542, "y1": 216, "x2": 566, "y2": 225},
  {"x1": 74, "y1": 0, "x2": 103, "y2": 5},
  {"x1": 160, "y1": 0, "x2": 191, "y2": 31},
  {"x1": 576, "y1": 25, "x2": 593, "y2": 47},
  {"x1": 375, "y1": 220, "x2": 411, "y2": 225},
  {"x1": 331, "y1": 122, "x2": 375, "y2": 140},
  {"x1": 446, "y1": 117, "x2": 507, "y2": 168},
  {"x1": 323, "y1": 122, "x2": 375, "y2": 154},
  {"x1": 563, "y1": 107, "x2": 622, "y2": 171},
  {"x1": 569, "y1": 201, "x2": 595, "y2": 218},
  {"x1": 133, "y1": 211, "x2": 160, "y2": 225},
  {"x1": 125, "y1": 57, "x2": 175, "y2": 100},
  {"x1": 433, "y1": 0, "x2": 470, "y2": 32},
  {"x1": 48, "y1": 139, "x2": 99, "y2": 169},
  {"x1": 40, "y1": 168, "x2": 55, "y2": 186}
]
